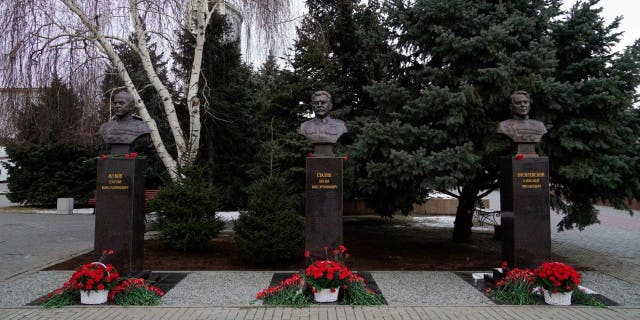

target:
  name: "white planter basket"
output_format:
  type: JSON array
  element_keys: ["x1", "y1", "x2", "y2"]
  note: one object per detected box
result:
[
  {"x1": 314, "y1": 287, "x2": 339, "y2": 303},
  {"x1": 80, "y1": 289, "x2": 109, "y2": 304},
  {"x1": 543, "y1": 289, "x2": 572, "y2": 306}
]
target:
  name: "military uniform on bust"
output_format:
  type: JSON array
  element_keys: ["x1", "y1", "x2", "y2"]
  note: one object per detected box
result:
[
  {"x1": 497, "y1": 90, "x2": 547, "y2": 154},
  {"x1": 299, "y1": 116, "x2": 347, "y2": 144},
  {"x1": 99, "y1": 91, "x2": 150, "y2": 154}
]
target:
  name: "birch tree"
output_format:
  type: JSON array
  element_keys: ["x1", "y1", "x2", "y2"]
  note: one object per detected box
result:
[{"x1": 0, "y1": 0, "x2": 289, "y2": 180}]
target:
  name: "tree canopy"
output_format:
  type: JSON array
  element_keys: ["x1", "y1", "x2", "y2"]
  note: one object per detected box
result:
[{"x1": 348, "y1": 0, "x2": 640, "y2": 241}]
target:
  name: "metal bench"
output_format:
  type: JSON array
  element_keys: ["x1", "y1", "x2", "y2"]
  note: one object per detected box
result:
[{"x1": 474, "y1": 200, "x2": 501, "y2": 226}]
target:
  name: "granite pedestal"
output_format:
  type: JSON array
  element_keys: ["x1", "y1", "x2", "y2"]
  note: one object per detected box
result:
[
  {"x1": 499, "y1": 156, "x2": 551, "y2": 269},
  {"x1": 95, "y1": 158, "x2": 145, "y2": 275},
  {"x1": 305, "y1": 157, "x2": 343, "y2": 258}
]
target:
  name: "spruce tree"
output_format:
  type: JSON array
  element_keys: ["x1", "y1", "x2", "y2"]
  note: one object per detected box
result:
[
  {"x1": 545, "y1": 0, "x2": 640, "y2": 230},
  {"x1": 358, "y1": 0, "x2": 640, "y2": 242},
  {"x1": 292, "y1": 0, "x2": 392, "y2": 122},
  {"x1": 5, "y1": 76, "x2": 98, "y2": 205},
  {"x1": 174, "y1": 13, "x2": 257, "y2": 209},
  {"x1": 233, "y1": 174, "x2": 304, "y2": 264},
  {"x1": 248, "y1": 55, "x2": 308, "y2": 190},
  {"x1": 359, "y1": 0, "x2": 560, "y2": 241},
  {"x1": 287, "y1": 0, "x2": 393, "y2": 199}
]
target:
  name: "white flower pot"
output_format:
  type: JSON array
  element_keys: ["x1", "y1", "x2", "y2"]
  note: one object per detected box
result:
[
  {"x1": 80, "y1": 289, "x2": 109, "y2": 304},
  {"x1": 543, "y1": 289, "x2": 572, "y2": 306},
  {"x1": 314, "y1": 287, "x2": 339, "y2": 303}
]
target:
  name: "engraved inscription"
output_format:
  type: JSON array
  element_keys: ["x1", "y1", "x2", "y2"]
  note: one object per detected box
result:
[
  {"x1": 516, "y1": 172, "x2": 545, "y2": 189},
  {"x1": 311, "y1": 171, "x2": 338, "y2": 190},
  {"x1": 101, "y1": 172, "x2": 129, "y2": 190}
]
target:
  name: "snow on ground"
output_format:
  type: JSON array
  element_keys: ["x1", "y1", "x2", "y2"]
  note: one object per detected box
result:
[
  {"x1": 217, "y1": 211, "x2": 240, "y2": 222},
  {"x1": 411, "y1": 216, "x2": 493, "y2": 232}
]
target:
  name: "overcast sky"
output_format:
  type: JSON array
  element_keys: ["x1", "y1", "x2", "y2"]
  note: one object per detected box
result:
[{"x1": 562, "y1": 0, "x2": 640, "y2": 52}]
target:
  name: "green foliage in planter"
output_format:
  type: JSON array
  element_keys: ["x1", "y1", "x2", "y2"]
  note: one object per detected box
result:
[
  {"x1": 113, "y1": 287, "x2": 162, "y2": 306},
  {"x1": 259, "y1": 279, "x2": 384, "y2": 306},
  {"x1": 489, "y1": 279, "x2": 538, "y2": 305},
  {"x1": 572, "y1": 289, "x2": 605, "y2": 307},
  {"x1": 150, "y1": 167, "x2": 224, "y2": 251},
  {"x1": 262, "y1": 287, "x2": 311, "y2": 307},
  {"x1": 233, "y1": 175, "x2": 304, "y2": 264},
  {"x1": 341, "y1": 281, "x2": 385, "y2": 305},
  {"x1": 41, "y1": 289, "x2": 79, "y2": 309}
]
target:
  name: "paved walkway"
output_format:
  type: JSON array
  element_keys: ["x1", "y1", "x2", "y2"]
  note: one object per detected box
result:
[
  {"x1": 1, "y1": 203, "x2": 640, "y2": 319},
  {"x1": 551, "y1": 205, "x2": 640, "y2": 285},
  {"x1": 0, "y1": 213, "x2": 94, "y2": 281},
  {"x1": 1, "y1": 305, "x2": 639, "y2": 320}
]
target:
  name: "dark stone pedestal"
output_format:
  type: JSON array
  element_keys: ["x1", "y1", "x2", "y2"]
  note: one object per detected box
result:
[
  {"x1": 95, "y1": 158, "x2": 145, "y2": 275},
  {"x1": 305, "y1": 157, "x2": 343, "y2": 258},
  {"x1": 499, "y1": 156, "x2": 551, "y2": 269}
]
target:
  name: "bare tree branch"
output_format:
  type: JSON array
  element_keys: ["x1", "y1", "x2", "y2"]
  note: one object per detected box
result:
[{"x1": 1, "y1": 0, "x2": 291, "y2": 180}]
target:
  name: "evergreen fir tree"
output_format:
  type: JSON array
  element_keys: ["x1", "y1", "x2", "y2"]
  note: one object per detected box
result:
[
  {"x1": 233, "y1": 174, "x2": 304, "y2": 265},
  {"x1": 150, "y1": 166, "x2": 224, "y2": 252},
  {"x1": 248, "y1": 55, "x2": 308, "y2": 198},
  {"x1": 545, "y1": 0, "x2": 640, "y2": 230},
  {"x1": 287, "y1": 0, "x2": 393, "y2": 199},
  {"x1": 357, "y1": 0, "x2": 640, "y2": 241},
  {"x1": 5, "y1": 76, "x2": 98, "y2": 205},
  {"x1": 358, "y1": 0, "x2": 560, "y2": 241},
  {"x1": 174, "y1": 13, "x2": 257, "y2": 209}
]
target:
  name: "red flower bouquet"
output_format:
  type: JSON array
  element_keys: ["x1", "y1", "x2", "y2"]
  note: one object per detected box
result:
[
  {"x1": 495, "y1": 267, "x2": 535, "y2": 288},
  {"x1": 257, "y1": 274, "x2": 304, "y2": 301},
  {"x1": 69, "y1": 262, "x2": 119, "y2": 292},
  {"x1": 534, "y1": 262, "x2": 581, "y2": 293},
  {"x1": 304, "y1": 245, "x2": 353, "y2": 291},
  {"x1": 108, "y1": 278, "x2": 164, "y2": 305},
  {"x1": 255, "y1": 245, "x2": 384, "y2": 305}
]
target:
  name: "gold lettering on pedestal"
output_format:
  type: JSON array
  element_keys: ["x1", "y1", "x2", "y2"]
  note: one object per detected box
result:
[
  {"x1": 101, "y1": 172, "x2": 129, "y2": 190},
  {"x1": 312, "y1": 172, "x2": 337, "y2": 190},
  {"x1": 516, "y1": 172, "x2": 545, "y2": 189}
]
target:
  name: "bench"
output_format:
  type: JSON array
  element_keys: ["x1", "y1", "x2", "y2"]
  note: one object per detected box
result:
[
  {"x1": 88, "y1": 189, "x2": 159, "y2": 213},
  {"x1": 474, "y1": 200, "x2": 501, "y2": 226}
]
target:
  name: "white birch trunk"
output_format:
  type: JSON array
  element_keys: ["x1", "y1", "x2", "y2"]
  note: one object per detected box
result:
[
  {"x1": 60, "y1": 0, "x2": 179, "y2": 180},
  {"x1": 184, "y1": 0, "x2": 219, "y2": 164},
  {"x1": 129, "y1": 0, "x2": 189, "y2": 168}
]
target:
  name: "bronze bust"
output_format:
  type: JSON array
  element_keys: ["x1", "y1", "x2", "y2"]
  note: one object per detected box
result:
[
  {"x1": 99, "y1": 91, "x2": 150, "y2": 154},
  {"x1": 497, "y1": 91, "x2": 547, "y2": 145},
  {"x1": 298, "y1": 91, "x2": 347, "y2": 156}
]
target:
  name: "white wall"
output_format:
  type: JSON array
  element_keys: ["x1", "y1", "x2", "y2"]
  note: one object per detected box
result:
[{"x1": 0, "y1": 146, "x2": 9, "y2": 182}]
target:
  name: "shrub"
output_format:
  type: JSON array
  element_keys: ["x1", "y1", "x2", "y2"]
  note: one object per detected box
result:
[
  {"x1": 233, "y1": 175, "x2": 304, "y2": 264},
  {"x1": 150, "y1": 167, "x2": 224, "y2": 251},
  {"x1": 4, "y1": 144, "x2": 97, "y2": 206}
]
